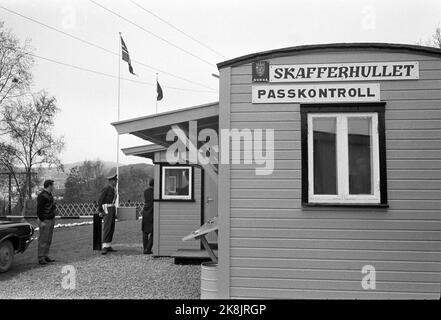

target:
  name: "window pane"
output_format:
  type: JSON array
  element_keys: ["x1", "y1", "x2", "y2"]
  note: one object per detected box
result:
[
  {"x1": 348, "y1": 118, "x2": 372, "y2": 194},
  {"x1": 164, "y1": 168, "x2": 190, "y2": 196},
  {"x1": 313, "y1": 118, "x2": 337, "y2": 195}
]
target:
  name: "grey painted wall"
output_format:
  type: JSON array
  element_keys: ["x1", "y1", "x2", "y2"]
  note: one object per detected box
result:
[{"x1": 153, "y1": 150, "x2": 201, "y2": 256}]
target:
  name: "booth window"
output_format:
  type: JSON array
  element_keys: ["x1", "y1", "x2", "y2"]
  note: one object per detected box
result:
[
  {"x1": 301, "y1": 104, "x2": 387, "y2": 206},
  {"x1": 161, "y1": 166, "x2": 193, "y2": 200}
]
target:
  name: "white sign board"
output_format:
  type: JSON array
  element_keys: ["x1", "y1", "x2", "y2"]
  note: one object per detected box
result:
[
  {"x1": 252, "y1": 83, "x2": 380, "y2": 104},
  {"x1": 269, "y1": 61, "x2": 419, "y2": 82}
]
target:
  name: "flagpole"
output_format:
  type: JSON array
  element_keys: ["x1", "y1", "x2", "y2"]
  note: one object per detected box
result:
[
  {"x1": 156, "y1": 73, "x2": 158, "y2": 114},
  {"x1": 116, "y1": 32, "x2": 121, "y2": 207}
]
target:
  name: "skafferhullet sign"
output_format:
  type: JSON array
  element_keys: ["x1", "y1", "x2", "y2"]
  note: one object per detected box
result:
[{"x1": 251, "y1": 60, "x2": 419, "y2": 103}]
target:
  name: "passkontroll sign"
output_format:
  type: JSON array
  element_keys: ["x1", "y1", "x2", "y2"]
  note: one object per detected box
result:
[
  {"x1": 251, "y1": 61, "x2": 419, "y2": 82},
  {"x1": 252, "y1": 83, "x2": 380, "y2": 104}
]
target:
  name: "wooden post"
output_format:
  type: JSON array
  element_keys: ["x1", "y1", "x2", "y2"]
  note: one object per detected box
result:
[{"x1": 93, "y1": 213, "x2": 102, "y2": 250}]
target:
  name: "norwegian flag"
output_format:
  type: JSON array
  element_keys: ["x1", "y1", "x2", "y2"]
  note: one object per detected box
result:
[
  {"x1": 120, "y1": 35, "x2": 135, "y2": 75},
  {"x1": 157, "y1": 81, "x2": 163, "y2": 101}
]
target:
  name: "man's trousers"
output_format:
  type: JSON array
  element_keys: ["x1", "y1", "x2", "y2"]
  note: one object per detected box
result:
[
  {"x1": 38, "y1": 218, "x2": 55, "y2": 259},
  {"x1": 142, "y1": 231, "x2": 153, "y2": 253},
  {"x1": 102, "y1": 206, "x2": 116, "y2": 246}
]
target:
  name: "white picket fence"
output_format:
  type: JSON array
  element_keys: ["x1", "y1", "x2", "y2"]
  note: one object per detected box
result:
[{"x1": 56, "y1": 201, "x2": 144, "y2": 217}]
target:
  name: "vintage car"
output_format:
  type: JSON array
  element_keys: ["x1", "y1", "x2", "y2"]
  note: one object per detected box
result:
[{"x1": 0, "y1": 220, "x2": 34, "y2": 272}]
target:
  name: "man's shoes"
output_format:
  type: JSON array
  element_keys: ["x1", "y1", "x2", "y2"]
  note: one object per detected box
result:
[
  {"x1": 45, "y1": 257, "x2": 55, "y2": 263},
  {"x1": 143, "y1": 251, "x2": 153, "y2": 255},
  {"x1": 38, "y1": 259, "x2": 47, "y2": 265},
  {"x1": 101, "y1": 246, "x2": 117, "y2": 255}
]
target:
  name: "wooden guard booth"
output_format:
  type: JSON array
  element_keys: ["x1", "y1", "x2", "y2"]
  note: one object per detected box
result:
[
  {"x1": 214, "y1": 43, "x2": 441, "y2": 299},
  {"x1": 112, "y1": 102, "x2": 219, "y2": 259}
]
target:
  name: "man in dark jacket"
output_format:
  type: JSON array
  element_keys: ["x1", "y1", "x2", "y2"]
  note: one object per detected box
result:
[
  {"x1": 141, "y1": 179, "x2": 154, "y2": 254},
  {"x1": 97, "y1": 174, "x2": 117, "y2": 255},
  {"x1": 37, "y1": 180, "x2": 56, "y2": 265}
]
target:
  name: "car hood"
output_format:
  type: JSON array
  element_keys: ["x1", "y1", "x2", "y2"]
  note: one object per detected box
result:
[
  {"x1": 0, "y1": 220, "x2": 31, "y2": 227},
  {"x1": 0, "y1": 220, "x2": 16, "y2": 225}
]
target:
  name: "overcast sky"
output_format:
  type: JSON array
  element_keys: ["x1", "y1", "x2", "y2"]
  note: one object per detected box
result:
[{"x1": 1, "y1": 0, "x2": 440, "y2": 165}]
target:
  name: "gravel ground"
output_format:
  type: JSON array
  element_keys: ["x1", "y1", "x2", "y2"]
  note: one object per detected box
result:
[{"x1": 0, "y1": 220, "x2": 201, "y2": 299}]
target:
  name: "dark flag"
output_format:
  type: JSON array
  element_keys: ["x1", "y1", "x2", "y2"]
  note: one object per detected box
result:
[
  {"x1": 120, "y1": 35, "x2": 135, "y2": 75},
  {"x1": 157, "y1": 81, "x2": 163, "y2": 101}
]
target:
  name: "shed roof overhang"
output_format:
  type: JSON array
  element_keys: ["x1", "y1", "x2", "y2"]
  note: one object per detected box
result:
[
  {"x1": 112, "y1": 101, "x2": 219, "y2": 151},
  {"x1": 121, "y1": 144, "x2": 166, "y2": 160},
  {"x1": 217, "y1": 42, "x2": 441, "y2": 69}
]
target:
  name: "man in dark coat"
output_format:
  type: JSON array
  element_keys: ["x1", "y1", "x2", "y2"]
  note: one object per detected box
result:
[
  {"x1": 37, "y1": 180, "x2": 57, "y2": 265},
  {"x1": 141, "y1": 179, "x2": 154, "y2": 254},
  {"x1": 97, "y1": 174, "x2": 118, "y2": 255}
]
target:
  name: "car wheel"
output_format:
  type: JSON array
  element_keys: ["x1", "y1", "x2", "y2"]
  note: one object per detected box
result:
[{"x1": 0, "y1": 240, "x2": 14, "y2": 273}]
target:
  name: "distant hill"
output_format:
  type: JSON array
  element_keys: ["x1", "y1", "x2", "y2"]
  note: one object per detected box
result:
[
  {"x1": 63, "y1": 161, "x2": 119, "y2": 173},
  {"x1": 106, "y1": 163, "x2": 154, "y2": 178}
]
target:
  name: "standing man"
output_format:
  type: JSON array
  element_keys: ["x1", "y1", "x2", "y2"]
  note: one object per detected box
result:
[
  {"x1": 141, "y1": 179, "x2": 154, "y2": 254},
  {"x1": 37, "y1": 180, "x2": 56, "y2": 265},
  {"x1": 97, "y1": 174, "x2": 118, "y2": 255}
]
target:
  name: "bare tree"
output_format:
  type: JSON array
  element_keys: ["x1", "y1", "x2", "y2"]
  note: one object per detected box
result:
[
  {"x1": 0, "y1": 21, "x2": 34, "y2": 211},
  {"x1": 0, "y1": 91, "x2": 65, "y2": 209},
  {"x1": 0, "y1": 21, "x2": 34, "y2": 109},
  {"x1": 416, "y1": 26, "x2": 441, "y2": 49},
  {"x1": 431, "y1": 27, "x2": 441, "y2": 48}
]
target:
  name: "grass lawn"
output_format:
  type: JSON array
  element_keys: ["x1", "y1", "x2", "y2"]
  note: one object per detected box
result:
[{"x1": 0, "y1": 219, "x2": 201, "y2": 299}]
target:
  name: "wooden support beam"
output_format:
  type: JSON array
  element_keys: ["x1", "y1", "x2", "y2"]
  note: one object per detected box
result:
[
  {"x1": 199, "y1": 235, "x2": 218, "y2": 263},
  {"x1": 93, "y1": 214, "x2": 102, "y2": 251}
]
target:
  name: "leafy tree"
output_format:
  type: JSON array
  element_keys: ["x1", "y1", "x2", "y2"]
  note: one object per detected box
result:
[
  {"x1": 63, "y1": 167, "x2": 83, "y2": 203},
  {"x1": 108, "y1": 164, "x2": 153, "y2": 202},
  {"x1": 0, "y1": 21, "x2": 34, "y2": 109},
  {"x1": 63, "y1": 162, "x2": 153, "y2": 203},
  {"x1": 64, "y1": 160, "x2": 106, "y2": 203},
  {"x1": 0, "y1": 91, "x2": 65, "y2": 209}
]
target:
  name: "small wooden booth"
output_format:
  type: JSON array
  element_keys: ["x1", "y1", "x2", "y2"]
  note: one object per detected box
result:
[{"x1": 113, "y1": 102, "x2": 219, "y2": 258}]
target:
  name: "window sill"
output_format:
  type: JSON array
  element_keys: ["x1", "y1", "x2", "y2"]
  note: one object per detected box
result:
[
  {"x1": 302, "y1": 202, "x2": 389, "y2": 209},
  {"x1": 154, "y1": 199, "x2": 195, "y2": 202}
]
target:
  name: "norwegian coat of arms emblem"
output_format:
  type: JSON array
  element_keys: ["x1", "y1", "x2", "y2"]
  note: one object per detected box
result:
[
  {"x1": 252, "y1": 61, "x2": 269, "y2": 82},
  {"x1": 255, "y1": 61, "x2": 266, "y2": 77}
]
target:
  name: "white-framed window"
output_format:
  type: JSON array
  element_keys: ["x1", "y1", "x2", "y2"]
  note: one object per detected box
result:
[
  {"x1": 307, "y1": 112, "x2": 380, "y2": 204},
  {"x1": 161, "y1": 166, "x2": 193, "y2": 200}
]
